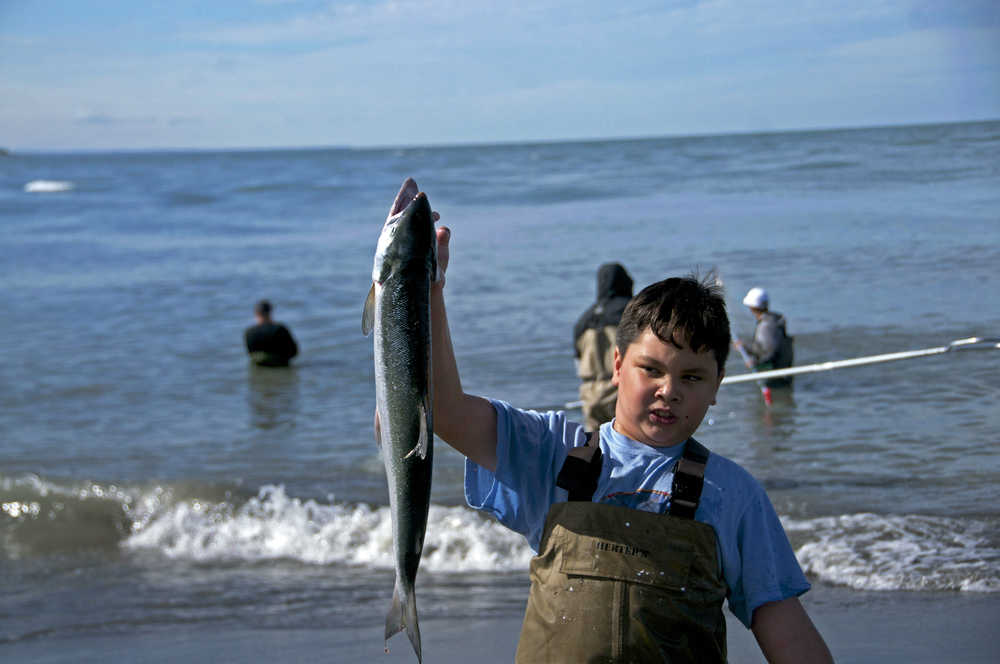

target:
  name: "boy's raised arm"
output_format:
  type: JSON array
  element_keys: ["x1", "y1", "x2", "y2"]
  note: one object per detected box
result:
[{"x1": 431, "y1": 226, "x2": 498, "y2": 472}]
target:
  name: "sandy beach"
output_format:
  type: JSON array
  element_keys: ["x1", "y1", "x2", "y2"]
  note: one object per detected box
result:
[{"x1": 6, "y1": 584, "x2": 997, "y2": 663}]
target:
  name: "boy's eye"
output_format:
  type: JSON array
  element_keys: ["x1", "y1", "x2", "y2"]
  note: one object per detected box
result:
[{"x1": 683, "y1": 374, "x2": 702, "y2": 382}]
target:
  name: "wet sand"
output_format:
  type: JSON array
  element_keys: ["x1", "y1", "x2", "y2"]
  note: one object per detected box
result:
[{"x1": 5, "y1": 585, "x2": 998, "y2": 663}]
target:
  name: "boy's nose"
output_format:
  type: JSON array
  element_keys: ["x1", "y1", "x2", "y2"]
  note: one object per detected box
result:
[{"x1": 655, "y1": 378, "x2": 681, "y2": 402}]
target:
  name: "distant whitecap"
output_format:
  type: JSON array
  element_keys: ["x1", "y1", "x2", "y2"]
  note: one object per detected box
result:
[{"x1": 24, "y1": 180, "x2": 75, "y2": 193}]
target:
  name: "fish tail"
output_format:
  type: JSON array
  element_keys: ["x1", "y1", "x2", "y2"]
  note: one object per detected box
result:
[{"x1": 384, "y1": 580, "x2": 422, "y2": 663}]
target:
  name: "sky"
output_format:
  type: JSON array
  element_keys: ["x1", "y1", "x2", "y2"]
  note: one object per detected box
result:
[{"x1": 1, "y1": 0, "x2": 998, "y2": 151}]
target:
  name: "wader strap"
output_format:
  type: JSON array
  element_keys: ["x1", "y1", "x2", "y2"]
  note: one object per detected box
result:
[
  {"x1": 556, "y1": 432, "x2": 603, "y2": 502},
  {"x1": 669, "y1": 437, "x2": 709, "y2": 519}
]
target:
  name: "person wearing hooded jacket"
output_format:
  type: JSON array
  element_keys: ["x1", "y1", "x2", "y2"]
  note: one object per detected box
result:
[
  {"x1": 735, "y1": 287, "x2": 794, "y2": 388},
  {"x1": 573, "y1": 263, "x2": 634, "y2": 431}
]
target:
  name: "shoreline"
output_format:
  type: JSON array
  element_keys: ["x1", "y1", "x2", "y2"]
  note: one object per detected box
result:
[{"x1": 5, "y1": 585, "x2": 998, "y2": 663}]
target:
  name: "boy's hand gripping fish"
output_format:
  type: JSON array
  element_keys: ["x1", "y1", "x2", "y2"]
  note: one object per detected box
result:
[{"x1": 363, "y1": 177, "x2": 437, "y2": 663}]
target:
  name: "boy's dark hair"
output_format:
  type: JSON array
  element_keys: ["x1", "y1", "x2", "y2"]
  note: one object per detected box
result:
[
  {"x1": 616, "y1": 273, "x2": 731, "y2": 373},
  {"x1": 254, "y1": 299, "x2": 273, "y2": 316}
]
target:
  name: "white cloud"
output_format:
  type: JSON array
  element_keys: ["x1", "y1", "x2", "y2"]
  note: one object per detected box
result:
[{"x1": 1, "y1": 1, "x2": 997, "y2": 149}]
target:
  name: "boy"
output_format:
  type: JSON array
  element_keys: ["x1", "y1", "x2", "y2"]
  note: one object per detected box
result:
[{"x1": 431, "y1": 226, "x2": 832, "y2": 663}]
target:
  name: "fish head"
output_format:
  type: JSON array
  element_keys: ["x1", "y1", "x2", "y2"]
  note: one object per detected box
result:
[{"x1": 372, "y1": 178, "x2": 437, "y2": 284}]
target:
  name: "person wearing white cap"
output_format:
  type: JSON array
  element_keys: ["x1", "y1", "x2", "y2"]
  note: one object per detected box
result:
[{"x1": 734, "y1": 287, "x2": 794, "y2": 388}]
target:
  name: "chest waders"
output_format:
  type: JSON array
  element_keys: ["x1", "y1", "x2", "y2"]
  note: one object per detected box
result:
[
  {"x1": 515, "y1": 438, "x2": 728, "y2": 663},
  {"x1": 575, "y1": 325, "x2": 619, "y2": 431}
]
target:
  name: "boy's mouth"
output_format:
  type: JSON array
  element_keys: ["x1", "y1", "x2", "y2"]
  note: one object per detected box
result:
[{"x1": 649, "y1": 408, "x2": 677, "y2": 425}]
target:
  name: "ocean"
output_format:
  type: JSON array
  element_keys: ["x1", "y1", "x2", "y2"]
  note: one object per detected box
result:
[{"x1": 2, "y1": 120, "x2": 999, "y2": 662}]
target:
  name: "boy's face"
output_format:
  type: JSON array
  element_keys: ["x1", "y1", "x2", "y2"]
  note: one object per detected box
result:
[{"x1": 612, "y1": 328, "x2": 723, "y2": 448}]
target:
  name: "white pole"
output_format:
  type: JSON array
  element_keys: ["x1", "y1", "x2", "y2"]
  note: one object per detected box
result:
[
  {"x1": 721, "y1": 337, "x2": 1000, "y2": 385},
  {"x1": 559, "y1": 337, "x2": 998, "y2": 410}
]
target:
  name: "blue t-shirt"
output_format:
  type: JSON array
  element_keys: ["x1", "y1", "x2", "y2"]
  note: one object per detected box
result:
[{"x1": 464, "y1": 400, "x2": 810, "y2": 628}]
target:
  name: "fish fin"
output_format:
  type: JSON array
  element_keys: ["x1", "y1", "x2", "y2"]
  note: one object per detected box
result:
[
  {"x1": 404, "y1": 400, "x2": 430, "y2": 460},
  {"x1": 385, "y1": 580, "x2": 422, "y2": 663},
  {"x1": 362, "y1": 283, "x2": 376, "y2": 336}
]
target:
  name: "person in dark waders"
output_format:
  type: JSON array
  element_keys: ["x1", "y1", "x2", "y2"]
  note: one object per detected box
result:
[
  {"x1": 430, "y1": 224, "x2": 833, "y2": 663},
  {"x1": 573, "y1": 262, "x2": 634, "y2": 432}
]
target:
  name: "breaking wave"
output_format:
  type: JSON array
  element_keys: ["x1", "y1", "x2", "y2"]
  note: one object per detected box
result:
[
  {"x1": 1, "y1": 475, "x2": 531, "y2": 573},
  {"x1": 786, "y1": 513, "x2": 1000, "y2": 592},
  {"x1": 123, "y1": 485, "x2": 533, "y2": 573},
  {"x1": 4, "y1": 474, "x2": 997, "y2": 590}
]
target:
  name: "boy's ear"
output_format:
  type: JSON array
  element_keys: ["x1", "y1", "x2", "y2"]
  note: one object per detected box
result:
[{"x1": 612, "y1": 347, "x2": 623, "y2": 386}]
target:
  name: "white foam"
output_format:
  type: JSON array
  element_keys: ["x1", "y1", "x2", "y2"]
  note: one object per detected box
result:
[
  {"x1": 1, "y1": 472, "x2": 137, "y2": 504},
  {"x1": 10, "y1": 474, "x2": 997, "y2": 591},
  {"x1": 123, "y1": 484, "x2": 534, "y2": 573},
  {"x1": 784, "y1": 513, "x2": 1000, "y2": 592},
  {"x1": 24, "y1": 180, "x2": 75, "y2": 193}
]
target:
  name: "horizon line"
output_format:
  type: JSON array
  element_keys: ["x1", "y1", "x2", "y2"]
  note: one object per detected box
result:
[{"x1": 6, "y1": 116, "x2": 999, "y2": 156}]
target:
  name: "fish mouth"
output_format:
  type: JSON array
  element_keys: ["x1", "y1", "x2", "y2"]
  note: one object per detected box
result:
[{"x1": 388, "y1": 177, "x2": 422, "y2": 218}]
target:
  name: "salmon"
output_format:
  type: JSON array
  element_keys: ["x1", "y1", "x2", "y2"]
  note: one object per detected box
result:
[{"x1": 363, "y1": 177, "x2": 437, "y2": 663}]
